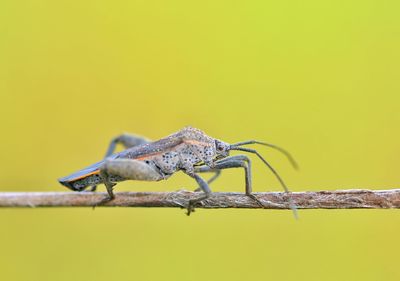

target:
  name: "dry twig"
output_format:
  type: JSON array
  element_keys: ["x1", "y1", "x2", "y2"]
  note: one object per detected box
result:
[{"x1": 0, "y1": 189, "x2": 399, "y2": 209}]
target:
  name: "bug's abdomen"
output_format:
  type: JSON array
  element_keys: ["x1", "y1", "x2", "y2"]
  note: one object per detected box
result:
[
  {"x1": 59, "y1": 172, "x2": 126, "y2": 191},
  {"x1": 59, "y1": 173, "x2": 103, "y2": 191},
  {"x1": 58, "y1": 160, "x2": 105, "y2": 191},
  {"x1": 153, "y1": 151, "x2": 181, "y2": 174},
  {"x1": 58, "y1": 158, "x2": 124, "y2": 191}
]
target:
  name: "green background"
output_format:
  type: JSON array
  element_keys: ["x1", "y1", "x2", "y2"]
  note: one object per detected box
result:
[{"x1": 1, "y1": 1, "x2": 400, "y2": 280}]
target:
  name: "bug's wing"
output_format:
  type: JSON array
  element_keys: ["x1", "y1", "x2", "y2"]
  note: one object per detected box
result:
[
  {"x1": 59, "y1": 132, "x2": 184, "y2": 187},
  {"x1": 117, "y1": 135, "x2": 184, "y2": 159},
  {"x1": 58, "y1": 160, "x2": 104, "y2": 184},
  {"x1": 58, "y1": 153, "x2": 121, "y2": 184}
]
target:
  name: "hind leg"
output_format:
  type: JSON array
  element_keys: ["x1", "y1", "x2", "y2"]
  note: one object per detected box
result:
[
  {"x1": 97, "y1": 158, "x2": 164, "y2": 205},
  {"x1": 89, "y1": 133, "x2": 151, "y2": 192}
]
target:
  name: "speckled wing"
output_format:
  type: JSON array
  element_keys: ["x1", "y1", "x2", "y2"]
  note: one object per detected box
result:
[
  {"x1": 116, "y1": 133, "x2": 185, "y2": 160},
  {"x1": 58, "y1": 153, "x2": 119, "y2": 184}
]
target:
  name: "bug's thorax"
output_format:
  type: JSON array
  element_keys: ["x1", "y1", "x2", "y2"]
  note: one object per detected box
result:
[
  {"x1": 143, "y1": 140, "x2": 215, "y2": 175},
  {"x1": 137, "y1": 127, "x2": 222, "y2": 174}
]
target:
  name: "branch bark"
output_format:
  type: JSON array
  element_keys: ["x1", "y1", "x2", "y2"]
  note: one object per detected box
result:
[{"x1": 0, "y1": 189, "x2": 400, "y2": 209}]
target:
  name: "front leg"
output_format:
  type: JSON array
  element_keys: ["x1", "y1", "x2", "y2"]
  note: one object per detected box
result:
[
  {"x1": 194, "y1": 155, "x2": 253, "y2": 193},
  {"x1": 194, "y1": 155, "x2": 264, "y2": 208}
]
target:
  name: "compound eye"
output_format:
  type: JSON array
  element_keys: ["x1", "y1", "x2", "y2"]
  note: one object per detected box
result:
[{"x1": 215, "y1": 140, "x2": 225, "y2": 152}]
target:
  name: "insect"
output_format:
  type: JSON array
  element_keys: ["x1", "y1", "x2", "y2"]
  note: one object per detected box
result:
[{"x1": 58, "y1": 126, "x2": 298, "y2": 215}]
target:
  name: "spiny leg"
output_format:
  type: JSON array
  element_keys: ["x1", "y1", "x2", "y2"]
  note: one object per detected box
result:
[
  {"x1": 96, "y1": 158, "x2": 163, "y2": 206},
  {"x1": 185, "y1": 172, "x2": 212, "y2": 215},
  {"x1": 194, "y1": 155, "x2": 265, "y2": 208},
  {"x1": 89, "y1": 133, "x2": 152, "y2": 192}
]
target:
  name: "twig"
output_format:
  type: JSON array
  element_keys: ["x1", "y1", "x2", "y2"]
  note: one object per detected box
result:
[{"x1": 0, "y1": 189, "x2": 399, "y2": 209}]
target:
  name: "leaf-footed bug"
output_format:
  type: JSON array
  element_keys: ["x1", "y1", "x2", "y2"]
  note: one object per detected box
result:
[{"x1": 59, "y1": 126, "x2": 298, "y2": 216}]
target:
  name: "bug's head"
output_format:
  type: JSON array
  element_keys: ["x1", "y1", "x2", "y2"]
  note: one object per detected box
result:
[{"x1": 214, "y1": 139, "x2": 231, "y2": 158}]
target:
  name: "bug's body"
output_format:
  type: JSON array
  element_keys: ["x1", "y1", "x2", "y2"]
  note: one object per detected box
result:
[
  {"x1": 59, "y1": 126, "x2": 297, "y2": 215},
  {"x1": 59, "y1": 127, "x2": 221, "y2": 191}
]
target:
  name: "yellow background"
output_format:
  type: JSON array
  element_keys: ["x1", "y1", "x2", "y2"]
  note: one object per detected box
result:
[{"x1": 1, "y1": 1, "x2": 400, "y2": 280}]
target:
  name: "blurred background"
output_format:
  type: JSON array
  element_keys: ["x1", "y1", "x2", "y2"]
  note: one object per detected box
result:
[{"x1": 1, "y1": 0, "x2": 400, "y2": 280}]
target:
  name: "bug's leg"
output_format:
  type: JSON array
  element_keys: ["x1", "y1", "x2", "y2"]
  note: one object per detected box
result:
[
  {"x1": 194, "y1": 155, "x2": 264, "y2": 208},
  {"x1": 89, "y1": 133, "x2": 152, "y2": 192},
  {"x1": 97, "y1": 169, "x2": 117, "y2": 205},
  {"x1": 105, "y1": 133, "x2": 151, "y2": 157},
  {"x1": 194, "y1": 169, "x2": 221, "y2": 192},
  {"x1": 185, "y1": 172, "x2": 212, "y2": 215},
  {"x1": 95, "y1": 159, "x2": 163, "y2": 206}
]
